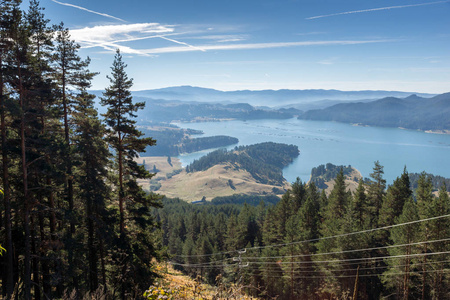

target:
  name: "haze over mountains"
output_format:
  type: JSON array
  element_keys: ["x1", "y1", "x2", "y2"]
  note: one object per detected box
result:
[
  {"x1": 92, "y1": 86, "x2": 450, "y2": 131},
  {"x1": 300, "y1": 93, "x2": 450, "y2": 131},
  {"x1": 129, "y1": 86, "x2": 435, "y2": 108}
]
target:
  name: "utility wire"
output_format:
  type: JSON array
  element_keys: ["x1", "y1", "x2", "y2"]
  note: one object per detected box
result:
[
  {"x1": 253, "y1": 268, "x2": 450, "y2": 280},
  {"x1": 169, "y1": 213, "x2": 450, "y2": 258},
  {"x1": 245, "y1": 214, "x2": 450, "y2": 252},
  {"x1": 236, "y1": 259, "x2": 450, "y2": 274},
  {"x1": 170, "y1": 251, "x2": 450, "y2": 268},
  {"x1": 241, "y1": 237, "x2": 450, "y2": 260},
  {"x1": 170, "y1": 258, "x2": 450, "y2": 271},
  {"x1": 242, "y1": 250, "x2": 450, "y2": 265}
]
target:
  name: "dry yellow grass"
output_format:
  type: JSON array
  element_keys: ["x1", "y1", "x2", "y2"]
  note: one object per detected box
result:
[
  {"x1": 146, "y1": 262, "x2": 259, "y2": 299},
  {"x1": 135, "y1": 156, "x2": 183, "y2": 191},
  {"x1": 320, "y1": 168, "x2": 363, "y2": 196},
  {"x1": 135, "y1": 156, "x2": 182, "y2": 175},
  {"x1": 158, "y1": 163, "x2": 288, "y2": 202},
  {"x1": 136, "y1": 156, "x2": 288, "y2": 202},
  {"x1": 136, "y1": 157, "x2": 368, "y2": 201}
]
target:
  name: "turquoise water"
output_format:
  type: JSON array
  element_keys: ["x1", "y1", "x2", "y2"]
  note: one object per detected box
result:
[{"x1": 175, "y1": 119, "x2": 450, "y2": 185}]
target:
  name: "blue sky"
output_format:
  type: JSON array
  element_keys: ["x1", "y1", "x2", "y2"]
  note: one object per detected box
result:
[{"x1": 38, "y1": 0, "x2": 450, "y2": 93}]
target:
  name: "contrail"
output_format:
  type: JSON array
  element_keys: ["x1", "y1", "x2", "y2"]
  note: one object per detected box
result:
[
  {"x1": 52, "y1": 1, "x2": 205, "y2": 52},
  {"x1": 159, "y1": 36, "x2": 206, "y2": 52},
  {"x1": 51, "y1": 0, "x2": 126, "y2": 22},
  {"x1": 307, "y1": 0, "x2": 449, "y2": 20},
  {"x1": 143, "y1": 39, "x2": 393, "y2": 55}
]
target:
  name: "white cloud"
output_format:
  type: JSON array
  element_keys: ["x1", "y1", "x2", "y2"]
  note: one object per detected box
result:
[
  {"x1": 51, "y1": 0, "x2": 126, "y2": 22},
  {"x1": 69, "y1": 23, "x2": 177, "y2": 56},
  {"x1": 71, "y1": 23, "x2": 174, "y2": 40},
  {"x1": 52, "y1": 2, "x2": 203, "y2": 52},
  {"x1": 141, "y1": 39, "x2": 393, "y2": 55},
  {"x1": 188, "y1": 34, "x2": 248, "y2": 43},
  {"x1": 307, "y1": 1, "x2": 449, "y2": 20},
  {"x1": 68, "y1": 23, "x2": 393, "y2": 57}
]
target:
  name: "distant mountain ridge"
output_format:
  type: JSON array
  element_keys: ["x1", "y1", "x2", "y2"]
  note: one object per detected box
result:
[
  {"x1": 299, "y1": 92, "x2": 450, "y2": 131},
  {"x1": 128, "y1": 86, "x2": 435, "y2": 107}
]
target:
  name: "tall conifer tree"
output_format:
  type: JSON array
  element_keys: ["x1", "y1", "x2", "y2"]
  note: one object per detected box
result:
[
  {"x1": 101, "y1": 49, "x2": 156, "y2": 240},
  {"x1": 101, "y1": 49, "x2": 157, "y2": 297}
]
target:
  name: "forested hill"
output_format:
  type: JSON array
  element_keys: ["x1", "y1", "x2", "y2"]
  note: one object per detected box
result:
[
  {"x1": 309, "y1": 163, "x2": 359, "y2": 189},
  {"x1": 91, "y1": 95, "x2": 300, "y2": 122},
  {"x1": 155, "y1": 167, "x2": 450, "y2": 299},
  {"x1": 186, "y1": 142, "x2": 299, "y2": 185},
  {"x1": 299, "y1": 92, "x2": 450, "y2": 131},
  {"x1": 140, "y1": 126, "x2": 239, "y2": 156}
]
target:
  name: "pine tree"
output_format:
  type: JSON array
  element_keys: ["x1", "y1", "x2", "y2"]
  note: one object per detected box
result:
[
  {"x1": 291, "y1": 177, "x2": 306, "y2": 211},
  {"x1": 72, "y1": 62, "x2": 110, "y2": 293},
  {"x1": 101, "y1": 49, "x2": 158, "y2": 296},
  {"x1": 319, "y1": 168, "x2": 349, "y2": 246},
  {"x1": 101, "y1": 49, "x2": 156, "y2": 240},
  {"x1": 352, "y1": 179, "x2": 368, "y2": 229},
  {"x1": 0, "y1": 0, "x2": 16, "y2": 296},
  {"x1": 383, "y1": 197, "x2": 421, "y2": 300},
  {"x1": 427, "y1": 183, "x2": 450, "y2": 298},
  {"x1": 4, "y1": 2, "x2": 52, "y2": 296},
  {"x1": 415, "y1": 172, "x2": 435, "y2": 299},
  {"x1": 380, "y1": 167, "x2": 412, "y2": 228},
  {"x1": 316, "y1": 169, "x2": 350, "y2": 297},
  {"x1": 366, "y1": 161, "x2": 386, "y2": 227}
]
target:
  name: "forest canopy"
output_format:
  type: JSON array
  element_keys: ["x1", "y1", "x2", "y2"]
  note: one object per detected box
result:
[{"x1": 186, "y1": 142, "x2": 299, "y2": 185}]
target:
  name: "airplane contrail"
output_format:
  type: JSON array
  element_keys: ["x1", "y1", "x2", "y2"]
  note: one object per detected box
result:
[
  {"x1": 51, "y1": 0, "x2": 126, "y2": 22},
  {"x1": 159, "y1": 36, "x2": 206, "y2": 52},
  {"x1": 51, "y1": 1, "x2": 205, "y2": 52},
  {"x1": 307, "y1": 0, "x2": 449, "y2": 20}
]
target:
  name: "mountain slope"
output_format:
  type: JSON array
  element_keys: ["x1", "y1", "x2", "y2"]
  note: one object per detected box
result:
[{"x1": 298, "y1": 92, "x2": 450, "y2": 131}]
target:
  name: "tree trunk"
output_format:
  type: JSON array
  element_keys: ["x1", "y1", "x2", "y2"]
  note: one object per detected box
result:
[
  {"x1": 403, "y1": 245, "x2": 411, "y2": 300},
  {"x1": 18, "y1": 66, "x2": 32, "y2": 299},
  {"x1": 31, "y1": 216, "x2": 41, "y2": 300},
  {"x1": 118, "y1": 130, "x2": 124, "y2": 240},
  {"x1": 62, "y1": 66, "x2": 78, "y2": 291},
  {"x1": 87, "y1": 189, "x2": 99, "y2": 292},
  {"x1": 38, "y1": 205, "x2": 51, "y2": 298},
  {"x1": 1, "y1": 53, "x2": 14, "y2": 298}
]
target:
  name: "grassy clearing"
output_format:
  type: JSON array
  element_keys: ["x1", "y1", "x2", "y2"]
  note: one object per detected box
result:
[
  {"x1": 136, "y1": 156, "x2": 288, "y2": 202},
  {"x1": 321, "y1": 167, "x2": 362, "y2": 195},
  {"x1": 158, "y1": 163, "x2": 288, "y2": 202},
  {"x1": 145, "y1": 262, "x2": 258, "y2": 299}
]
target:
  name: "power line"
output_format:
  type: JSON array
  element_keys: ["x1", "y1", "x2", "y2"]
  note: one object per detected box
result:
[
  {"x1": 241, "y1": 237, "x2": 450, "y2": 260},
  {"x1": 242, "y1": 250, "x2": 450, "y2": 265},
  {"x1": 237, "y1": 259, "x2": 450, "y2": 274},
  {"x1": 244, "y1": 214, "x2": 450, "y2": 252},
  {"x1": 169, "y1": 213, "x2": 450, "y2": 259},
  {"x1": 170, "y1": 251, "x2": 450, "y2": 269},
  {"x1": 252, "y1": 268, "x2": 450, "y2": 280}
]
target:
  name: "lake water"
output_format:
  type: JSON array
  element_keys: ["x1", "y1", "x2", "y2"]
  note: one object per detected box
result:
[{"x1": 174, "y1": 118, "x2": 450, "y2": 185}]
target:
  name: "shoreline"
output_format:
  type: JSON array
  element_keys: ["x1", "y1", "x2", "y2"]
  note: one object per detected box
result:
[
  {"x1": 351, "y1": 123, "x2": 450, "y2": 135},
  {"x1": 424, "y1": 129, "x2": 450, "y2": 135}
]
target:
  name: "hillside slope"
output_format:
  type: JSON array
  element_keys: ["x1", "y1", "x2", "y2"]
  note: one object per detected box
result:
[
  {"x1": 138, "y1": 142, "x2": 299, "y2": 202},
  {"x1": 299, "y1": 92, "x2": 450, "y2": 131}
]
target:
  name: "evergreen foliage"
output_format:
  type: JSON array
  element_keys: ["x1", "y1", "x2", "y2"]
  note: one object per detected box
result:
[
  {"x1": 156, "y1": 164, "x2": 450, "y2": 299},
  {"x1": 141, "y1": 127, "x2": 238, "y2": 156},
  {"x1": 186, "y1": 142, "x2": 299, "y2": 185},
  {"x1": 0, "y1": 2, "x2": 159, "y2": 298}
]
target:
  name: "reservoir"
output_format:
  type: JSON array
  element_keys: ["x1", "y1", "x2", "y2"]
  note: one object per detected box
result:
[{"x1": 174, "y1": 118, "x2": 450, "y2": 185}]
